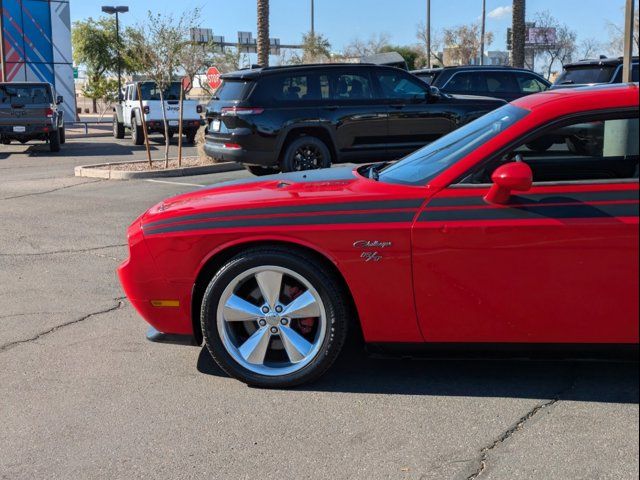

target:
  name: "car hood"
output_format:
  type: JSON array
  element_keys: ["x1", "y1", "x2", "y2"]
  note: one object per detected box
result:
[{"x1": 140, "y1": 167, "x2": 424, "y2": 233}]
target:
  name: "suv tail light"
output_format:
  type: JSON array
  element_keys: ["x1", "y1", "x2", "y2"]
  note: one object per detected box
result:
[
  {"x1": 143, "y1": 106, "x2": 150, "y2": 114},
  {"x1": 196, "y1": 105, "x2": 203, "y2": 114},
  {"x1": 220, "y1": 106, "x2": 264, "y2": 116},
  {"x1": 45, "y1": 108, "x2": 53, "y2": 118}
]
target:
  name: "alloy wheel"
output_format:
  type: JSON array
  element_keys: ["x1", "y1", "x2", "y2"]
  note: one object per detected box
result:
[{"x1": 216, "y1": 266, "x2": 326, "y2": 376}]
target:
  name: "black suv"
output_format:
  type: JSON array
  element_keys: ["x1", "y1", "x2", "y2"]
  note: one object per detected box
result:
[
  {"x1": 552, "y1": 56, "x2": 639, "y2": 88},
  {"x1": 412, "y1": 66, "x2": 550, "y2": 103},
  {"x1": 204, "y1": 64, "x2": 505, "y2": 174},
  {"x1": 0, "y1": 82, "x2": 65, "y2": 152}
]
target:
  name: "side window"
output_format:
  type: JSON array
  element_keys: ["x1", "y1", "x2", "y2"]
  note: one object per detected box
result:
[
  {"x1": 445, "y1": 72, "x2": 475, "y2": 93},
  {"x1": 253, "y1": 74, "x2": 329, "y2": 104},
  {"x1": 466, "y1": 113, "x2": 639, "y2": 184},
  {"x1": 331, "y1": 72, "x2": 373, "y2": 100},
  {"x1": 376, "y1": 72, "x2": 428, "y2": 100},
  {"x1": 482, "y1": 72, "x2": 519, "y2": 93},
  {"x1": 517, "y1": 74, "x2": 547, "y2": 93}
]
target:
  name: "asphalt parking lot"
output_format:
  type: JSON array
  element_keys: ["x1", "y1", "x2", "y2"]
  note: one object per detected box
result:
[{"x1": 1, "y1": 135, "x2": 638, "y2": 480}]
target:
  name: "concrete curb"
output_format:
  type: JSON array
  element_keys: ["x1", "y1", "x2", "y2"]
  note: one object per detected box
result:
[{"x1": 74, "y1": 159, "x2": 243, "y2": 180}]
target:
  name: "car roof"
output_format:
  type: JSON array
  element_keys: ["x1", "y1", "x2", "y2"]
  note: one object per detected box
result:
[
  {"x1": 221, "y1": 63, "x2": 404, "y2": 80},
  {"x1": 512, "y1": 83, "x2": 639, "y2": 115},
  {"x1": 563, "y1": 56, "x2": 639, "y2": 69},
  {"x1": 412, "y1": 65, "x2": 531, "y2": 73}
]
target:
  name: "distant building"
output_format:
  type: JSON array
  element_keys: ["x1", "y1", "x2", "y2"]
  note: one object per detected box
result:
[
  {"x1": 0, "y1": 0, "x2": 77, "y2": 119},
  {"x1": 443, "y1": 47, "x2": 510, "y2": 67}
]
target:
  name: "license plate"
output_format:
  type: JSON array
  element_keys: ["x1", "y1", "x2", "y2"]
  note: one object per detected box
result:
[
  {"x1": 169, "y1": 120, "x2": 179, "y2": 127},
  {"x1": 13, "y1": 126, "x2": 26, "y2": 133},
  {"x1": 210, "y1": 119, "x2": 221, "y2": 132}
]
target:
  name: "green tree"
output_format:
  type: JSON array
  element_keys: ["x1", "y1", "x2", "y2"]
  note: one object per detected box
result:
[
  {"x1": 301, "y1": 32, "x2": 331, "y2": 63},
  {"x1": 380, "y1": 45, "x2": 421, "y2": 70},
  {"x1": 72, "y1": 17, "x2": 123, "y2": 113}
]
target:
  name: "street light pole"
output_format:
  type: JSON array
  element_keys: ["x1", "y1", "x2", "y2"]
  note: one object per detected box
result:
[
  {"x1": 426, "y1": 0, "x2": 431, "y2": 68},
  {"x1": 101, "y1": 6, "x2": 129, "y2": 97},
  {"x1": 311, "y1": 0, "x2": 315, "y2": 37},
  {"x1": 622, "y1": 0, "x2": 635, "y2": 82},
  {"x1": 480, "y1": 0, "x2": 486, "y2": 65}
]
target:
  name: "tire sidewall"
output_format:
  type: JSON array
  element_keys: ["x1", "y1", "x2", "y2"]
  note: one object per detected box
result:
[
  {"x1": 281, "y1": 136, "x2": 331, "y2": 172},
  {"x1": 49, "y1": 129, "x2": 60, "y2": 152},
  {"x1": 201, "y1": 249, "x2": 347, "y2": 388}
]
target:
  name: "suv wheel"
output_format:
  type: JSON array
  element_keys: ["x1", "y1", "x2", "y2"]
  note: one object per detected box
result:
[
  {"x1": 246, "y1": 165, "x2": 280, "y2": 176},
  {"x1": 131, "y1": 118, "x2": 144, "y2": 145},
  {"x1": 201, "y1": 247, "x2": 349, "y2": 388},
  {"x1": 113, "y1": 114, "x2": 125, "y2": 139},
  {"x1": 49, "y1": 129, "x2": 61, "y2": 152},
  {"x1": 281, "y1": 136, "x2": 331, "y2": 172},
  {"x1": 59, "y1": 126, "x2": 66, "y2": 144}
]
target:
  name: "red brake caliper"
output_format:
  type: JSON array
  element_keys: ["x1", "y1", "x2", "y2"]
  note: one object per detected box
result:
[{"x1": 288, "y1": 286, "x2": 315, "y2": 335}]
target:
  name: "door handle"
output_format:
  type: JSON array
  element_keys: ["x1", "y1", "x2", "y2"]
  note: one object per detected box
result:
[
  {"x1": 323, "y1": 105, "x2": 339, "y2": 111},
  {"x1": 390, "y1": 104, "x2": 405, "y2": 109}
]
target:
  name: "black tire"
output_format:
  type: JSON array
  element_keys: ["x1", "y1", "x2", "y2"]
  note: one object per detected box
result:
[
  {"x1": 201, "y1": 247, "x2": 349, "y2": 388},
  {"x1": 185, "y1": 128, "x2": 197, "y2": 144},
  {"x1": 525, "y1": 137, "x2": 553, "y2": 152},
  {"x1": 281, "y1": 136, "x2": 331, "y2": 172},
  {"x1": 131, "y1": 117, "x2": 144, "y2": 145},
  {"x1": 246, "y1": 165, "x2": 281, "y2": 176},
  {"x1": 113, "y1": 114, "x2": 125, "y2": 139},
  {"x1": 49, "y1": 129, "x2": 61, "y2": 152},
  {"x1": 59, "y1": 126, "x2": 66, "y2": 144}
]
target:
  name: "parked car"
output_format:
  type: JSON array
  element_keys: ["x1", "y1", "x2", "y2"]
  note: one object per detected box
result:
[
  {"x1": 411, "y1": 65, "x2": 551, "y2": 102},
  {"x1": 552, "y1": 56, "x2": 639, "y2": 88},
  {"x1": 204, "y1": 64, "x2": 505, "y2": 175},
  {"x1": 0, "y1": 82, "x2": 65, "y2": 152},
  {"x1": 119, "y1": 83, "x2": 639, "y2": 388},
  {"x1": 113, "y1": 81, "x2": 204, "y2": 145}
]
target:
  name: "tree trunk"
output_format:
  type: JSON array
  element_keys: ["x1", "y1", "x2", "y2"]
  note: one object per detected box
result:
[
  {"x1": 257, "y1": 0, "x2": 270, "y2": 67},
  {"x1": 512, "y1": 0, "x2": 526, "y2": 68},
  {"x1": 92, "y1": 98, "x2": 98, "y2": 114},
  {"x1": 158, "y1": 89, "x2": 170, "y2": 168}
]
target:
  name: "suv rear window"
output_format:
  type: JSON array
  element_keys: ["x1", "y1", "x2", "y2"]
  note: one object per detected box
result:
[
  {"x1": 555, "y1": 66, "x2": 617, "y2": 85},
  {"x1": 0, "y1": 84, "x2": 52, "y2": 105},
  {"x1": 216, "y1": 80, "x2": 252, "y2": 101}
]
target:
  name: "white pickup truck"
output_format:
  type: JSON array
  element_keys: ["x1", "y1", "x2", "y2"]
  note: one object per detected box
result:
[{"x1": 113, "y1": 81, "x2": 204, "y2": 145}]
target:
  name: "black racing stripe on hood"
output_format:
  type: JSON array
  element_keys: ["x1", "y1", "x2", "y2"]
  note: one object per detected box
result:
[{"x1": 144, "y1": 198, "x2": 425, "y2": 229}]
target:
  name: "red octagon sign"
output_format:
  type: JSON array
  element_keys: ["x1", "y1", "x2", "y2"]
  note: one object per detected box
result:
[{"x1": 206, "y1": 66, "x2": 222, "y2": 91}]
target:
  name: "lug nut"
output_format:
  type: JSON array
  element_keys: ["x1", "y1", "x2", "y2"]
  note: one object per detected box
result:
[
  {"x1": 275, "y1": 305, "x2": 283, "y2": 313},
  {"x1": 261, "y1": 306, "x2": 270, "y2": 314},
  {"x1": 280, "y1": 318, "x2": 288, "y2": 325},
  {"x1": 270, "y1": 327, "x2": 278, "y2": 334},
  {"x1": 258, "y1": 319, "x2": 267, "y2": 327}
]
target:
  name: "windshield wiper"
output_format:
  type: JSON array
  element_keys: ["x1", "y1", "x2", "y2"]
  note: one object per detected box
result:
[{"x1": 363, "y1": 162, "x2": 389, "y2": 181}]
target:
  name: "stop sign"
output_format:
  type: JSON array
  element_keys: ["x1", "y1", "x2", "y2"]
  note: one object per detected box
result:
[{"x1": 206, "y1": 66, "x2": 222, "y2": 91}]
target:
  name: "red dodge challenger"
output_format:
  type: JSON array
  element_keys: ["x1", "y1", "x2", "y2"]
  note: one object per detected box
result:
[{"x1": 119, "y1": 84, "x2": 639, "y2": 387}]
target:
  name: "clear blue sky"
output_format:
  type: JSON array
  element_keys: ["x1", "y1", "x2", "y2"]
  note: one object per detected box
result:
[{"x1": 70, "y1": 0, "x2": 626, "y2": 53}]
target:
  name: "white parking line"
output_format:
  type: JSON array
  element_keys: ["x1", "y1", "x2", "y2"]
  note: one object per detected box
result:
[{"x1": 145, "y1": 179, "x2": 205, "y2": 187}]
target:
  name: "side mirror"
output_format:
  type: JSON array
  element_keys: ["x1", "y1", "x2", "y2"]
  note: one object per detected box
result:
[
  {"x1": 56, "y1": 95, "x2": 63, "y2": 105},
  {"x1": 484, "y1": 161, "x2": 533, "y2": 204},
  {"x1": 428, "y1": 86, "x2": 441, "y2": 100}
]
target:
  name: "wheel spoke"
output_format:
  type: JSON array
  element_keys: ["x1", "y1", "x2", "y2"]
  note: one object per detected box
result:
[
  {"x1": 282, "y1": 290, "x2": 320, "y2": 318},
  {"x1": 255, "y1": 271, "x2": 283, "y2": 308},
  {"x1": 223, "y1": 294, "x2": 262, "y2": 322},
  {"x1": 279, "y1": 326, "x2": 313, "y2": 363},
  {"x1": 238, "y1": 327, "x2": 271, "y2": 364}
]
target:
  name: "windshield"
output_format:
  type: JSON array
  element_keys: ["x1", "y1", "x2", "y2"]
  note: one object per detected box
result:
[
  {"x1": 378, "y1": 104, "x2": 529, "y2": 186},
  {"x1": 139, "y1": 82, "x2": 182, "y2": 101},
  {"x1": 0, "y1": 84, "x2": 52, "y2": 105},
  {"x1": 555, "y1": 66, "x2": 616, "y2": 85}
]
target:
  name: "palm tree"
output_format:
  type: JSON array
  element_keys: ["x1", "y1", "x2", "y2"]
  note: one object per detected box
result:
[
  {"x1": 257, "y1": 0, "x2": 270, "y2": 67},
  {"x1": 512, "y1": 0, "x2": 526, "y2": 68}
]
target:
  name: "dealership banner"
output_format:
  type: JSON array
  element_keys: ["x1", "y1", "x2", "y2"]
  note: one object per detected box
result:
[{"x1": 1, "y1": 0, "x2": 77, "y2": 119}]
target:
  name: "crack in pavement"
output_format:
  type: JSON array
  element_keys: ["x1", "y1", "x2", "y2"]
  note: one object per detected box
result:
[
  {"x1": 1, "y1": 179, "x2": 104, "y2": 200},
  {"x1": 0, "y1": 298, "x2": 126, "y2": 354},
  {"x1": 465, "y1": 377, "x2": 577, "y2": 480},
  {"x1": 0, "y1": 244, "x2": 126, "y2": 257}
]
